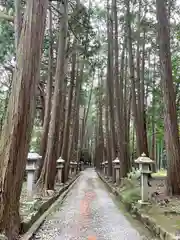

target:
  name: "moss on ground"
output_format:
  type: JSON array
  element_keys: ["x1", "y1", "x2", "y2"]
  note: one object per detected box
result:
[
  {"x1": 142, "y1": 205, "x2": 180, "y2": 235},
  {"x1": 118, "y1": 176, "x2": 180, "y2": 236},
  {"x1": 152, "y1": 170, "x2": 167, "y2": 177}
]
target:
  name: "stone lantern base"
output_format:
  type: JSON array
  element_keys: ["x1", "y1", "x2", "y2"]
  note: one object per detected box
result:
[{"x1": 138, "y1": 199, "x2": 150, "y2": 206}]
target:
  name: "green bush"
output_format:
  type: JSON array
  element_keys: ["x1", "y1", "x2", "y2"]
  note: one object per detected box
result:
[
  {"x1": 127, "y1": 167, "x2": 141, "y2": 180},
  {"x1": 121, "y1": 187, "x2": 141, "y2": 205}
]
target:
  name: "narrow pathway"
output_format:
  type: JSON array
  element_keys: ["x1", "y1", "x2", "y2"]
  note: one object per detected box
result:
[{"x1": 33, "y1": 169, "x2": 153, "y2": 240}]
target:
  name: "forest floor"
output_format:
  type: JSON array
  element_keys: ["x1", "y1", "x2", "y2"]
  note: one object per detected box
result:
[
  {"x1": 147, "y1": 177, "x2": 180, "y2": 237},
  {"x1": 19, "y1": 182, "x2": 63, "y2": 223}
]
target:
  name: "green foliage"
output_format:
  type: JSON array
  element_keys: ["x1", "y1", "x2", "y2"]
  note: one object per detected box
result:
[
  {"x1": 121, "y1": 187, "x2": 141, "y2": 204},
  {"x1": 0, "y1": 21, "x2": 14, "y2": 64},
  {"x1": 127, "y1": 168, "x2": 141, "y2": 180},
  {"x1": 69, "y1": 4, "x2": 101, "y2": 58},
  {"x1": 30, "y1": 128, "x2": 42, "y2": 153},
  {"x1": 172, "y1": 54, "x2": 180, "y2": 82}
]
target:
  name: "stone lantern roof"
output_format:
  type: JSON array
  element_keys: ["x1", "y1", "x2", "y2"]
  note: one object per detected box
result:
[
  {"x1": 57, "y1": 156, "x2": 65, "y2": 164},
  {"x1": 27, "y1": 152, "x2": 42, "y2": 161},
  {"x1": 70, "y1": 161, "x2": 77, "y2": 165},
  {"x1": 135, "y1": 153, "x2": 154, "y2": 164},
  {"x1": 113, "y1": 157, "x2": 120, "y2": 164}
]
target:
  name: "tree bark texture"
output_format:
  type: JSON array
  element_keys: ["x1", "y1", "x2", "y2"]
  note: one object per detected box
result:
[
  {"x1": 156, "y1": 0, "x2": 180, "y2": 195},
  {"x1": 0, "y1": 0, "x2": 48, "y2": 237},
  {"x1": 38, "y1": 0, "x2": 68, "y2": 191},
  {"x1": 37, "y1": 6, "x2": 53, "y2": 181}
]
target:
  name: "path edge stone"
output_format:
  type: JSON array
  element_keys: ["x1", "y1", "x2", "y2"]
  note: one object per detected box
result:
[
  {"x1": 20, "y1": 173, "x2": 81, "y2": 240},
  {"x1": 97, "y1": 171, "x2": 179, "y2": 240}
]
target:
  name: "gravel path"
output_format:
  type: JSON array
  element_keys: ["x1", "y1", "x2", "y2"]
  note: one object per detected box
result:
[{"x1": 33, "y1": 168, "x2": 154, "y2": 240}]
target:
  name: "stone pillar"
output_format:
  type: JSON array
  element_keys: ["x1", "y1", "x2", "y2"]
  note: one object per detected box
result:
[
  {"x1": 105, "y1": 161, "x2": 108, "y2": 177},
  {"x1": 80, "y1": 161, "x2": 84, "y2": 171},
  {"x1": 135, "y1": 153, "x2": 154, "y2": 205},
  {"x1": 70, "y1": 161, "x2": 74, "y2": 176},
  {"x1": 113, "y1": 157, "x2": 120, "y2": 185},
  {"x1": 102, "y1": 162, "x2": 105, "y2": 175},
  {"x1": 56, "y1": 157, "x2": 65, "y2": 184},
  {"x1": 74, "y1": 161, "x2": 78, "y2": 175},
  {"x1": 26, "y1": 152, "x2": 41, "y2": 195}
]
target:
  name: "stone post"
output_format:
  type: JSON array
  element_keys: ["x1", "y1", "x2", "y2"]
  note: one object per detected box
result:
[
  {"x1": 135, "y1": 153, "x2": 154, "y2": 205},
  {"x1": 102, "y1": 161, "x2": 105, "y2": 175},
  {"x1": 74, "y1": 161, "x2": 78, "y2": 175},
  {"x1": 56, "y1": 157, "x2": 65, "y2": 184},
  {"x1": 104, "y1": 161, "x2": 108, "y2": 177},
  {"x1": 26, "y1": 152, "x2": 42, "y2": 195},
  {"x1": 80, "y1": 160, "x2": 84, "y2": 171},
  {"x1": 70, "y1": 161, "x2": 74, "y2": 176},
  {"x1": 113, "y1": 157, "x2": 120, "y2": 185}
]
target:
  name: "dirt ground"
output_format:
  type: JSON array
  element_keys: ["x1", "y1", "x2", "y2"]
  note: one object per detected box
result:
[{"x1": 146, "y1": 177, "x2": 180, "y2": 236}]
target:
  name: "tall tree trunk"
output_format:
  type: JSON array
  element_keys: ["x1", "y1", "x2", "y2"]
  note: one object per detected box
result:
[
  {"x1": 156, "y1": 0, "x2": 180, "y2": 195},
  {"x1": 124, "y1": 53, "x2": 131, "y2": 172},
  {"x1": 126, "y1": 0, "x2": 148, "y2": 157},
  {"x1": 67, "y1": 86, "x2": 77, "y2": 164},
  {"x1": 112, "y1": 0, "x2": 125, "y2": 176},
  {"x1": 0, "y1": 0, "x2": 48, "y2": 237},
  {"x1": 107, "y1": 0, "x2": 116, "y2": 160},
  {"x1": 58, "y1": 79, "x2": 67, "y2": 157},
  {"x1": 82, "y1": 80, "x2": 94, "y2": 145},
  {"x1": 62, "y1": 44, "x2": 76, "y2": 181},
  {"x1": 151, "y1": 55, "x2": 156, "y2": 170},
  {"x1": 105, "y1": 100, "x2": 112, "y2": 175},
  {"x1": 75, "y1": 61, "x2": 84, "y2": 164},
  {"x1": 38, "y1": 0, "x2": 68, "y2": 191},
  {"x1": 37, "y1": 6, "x2": 53, "y2": 181},
  {"x1": 96, "y1": 70, "x2": 104, "y2": 169},
  {"x1": 140, "y1": 28, "x2": 149, "y2": 157}
]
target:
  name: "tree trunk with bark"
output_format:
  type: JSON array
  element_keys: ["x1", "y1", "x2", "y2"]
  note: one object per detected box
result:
[
  {"x1": 112, "y1": 0, "x2": 126, "y2": 176},
  {"x1": 0, "y1": 0, "x2": 48, "y2": 237},
  {"x1": 106, "y1": 0, "x2": 116, "y2": 160},
  {"x1": 62, "y1": 44, "x2": 76, "y2": 181},
  {"x1": 156, "y1": 0, "x2": 180, "y2": 195},
  {"x1": 126, "y1": 0, "x2": 148, "y2": 157},
  {"x1": 37, "y1": 6, "x2": 53, "y2": 181},
  {"x1": 38, "y1": 0, "x2": 68, "y2": 191}
]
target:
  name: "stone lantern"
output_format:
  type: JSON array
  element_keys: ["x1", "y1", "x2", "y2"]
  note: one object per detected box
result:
[
  {"x1": 70, "y1": 161, "x2": 77, "y2": 176},
  {"x1": 26, "y1": 152, "x2": 42, "y2": 194},
  {"x1": 56, "y1": 157, "x2": 65, "y2": 184},
  {"x1": 113, "y1": 157, "x2": 120, "y2": 185},
  {"x1": 135, "y1": 153, "x2": 154, "y2": 204}
]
